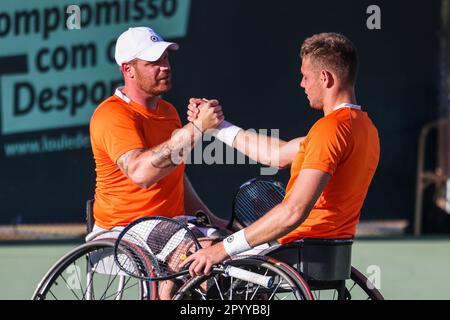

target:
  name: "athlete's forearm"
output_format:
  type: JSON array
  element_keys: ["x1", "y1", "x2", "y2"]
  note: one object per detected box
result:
[
  {"x1": 233, "y1": 130, "x2": 287, "y2": 168},
  {"x1": 118, "y1": 122, "x2": 202, "y2": 188},
  {"x1": 233, "y1": 131, "x2": 305, "y2": 169},
  {"x1": 244, "y1": 202, "x2": 308, "y2": 246},
  {"x1": 244, "y1": 168, "x2": 330, "y2": 247}
]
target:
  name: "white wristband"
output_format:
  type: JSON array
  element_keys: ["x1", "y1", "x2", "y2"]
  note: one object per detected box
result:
[
  {"x1": 223, "y1": 229, "x2": 252, "y2": 257},
  {"x1": 208, "y1": 121, "x2": 242, "y2": 147}
]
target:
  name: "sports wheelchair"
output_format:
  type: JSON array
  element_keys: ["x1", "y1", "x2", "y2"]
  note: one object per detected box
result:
[
  {"x1": 32, "y1": 178, "x2": 384, "y2": 300},
  {"x1": 173, "y1": 178, "x2": 384, "y2": 300},
  {"x1": 32, "y1": 201, "x2": 307, "y2": 300},
  {"x1": 174, "y1": 238, "x2": 383, "y2": 300}
]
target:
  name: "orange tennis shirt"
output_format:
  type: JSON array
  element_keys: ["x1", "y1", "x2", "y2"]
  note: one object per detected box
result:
[
  {"x1": 89, "y1": 88, "x2": 185, "y2": 230},
  {"x1": 278, "y1": 107, "x2": 380, "y2": 244}
]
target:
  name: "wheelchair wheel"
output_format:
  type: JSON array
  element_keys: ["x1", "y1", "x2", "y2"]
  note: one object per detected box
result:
[
  {"x1": 345, "y1": 267, "x2": 384, "y2": 300},
  {"x1": 308, "y1": 267, "x2": 384, "y2": 300},
  {"x1": 172, "y1": 256, "x2": 313, "y2": 300},
  {"x1": 32, "y1": 239, "x2": 155, "y2": 300}
]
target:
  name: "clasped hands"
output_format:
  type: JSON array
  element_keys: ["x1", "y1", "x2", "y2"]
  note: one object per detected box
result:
[{"x1": 187, "y1": 98, "x2": 224, "y2": 132}]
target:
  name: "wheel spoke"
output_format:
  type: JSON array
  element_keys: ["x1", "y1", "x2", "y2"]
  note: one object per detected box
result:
[
  {"x1": 99, "y1": 272, "x2": 120, "y2": 300},
  {"x1": 104, "y1": 279, "x2": 139, "y2": 300},
  {"x1": 58, "y1": 274, "x2": 81, "y2": 300},
  {"x1": 173, "y1": 258, "x2": 311, "y2": 301},
  {"x1": 48, "y1": 290, "x2": 58, "y2": 300},
  {"x1": 348, "y1": 281, "x2": 357, "y2": 293},
  {"x1": 249, "y1": 281, "x2": 262, "y2": 300},
  {"x1": 249, "y1": 268, "x2": 269, "y2": 300},
  {"x1": 268, "y1": 279, "x2": 283, "y2": 300},
  {"x1": 72, "y1": 260, "x2": 85, "y2": 299},
  {"x1": 100, "y1": 252, "x2": 119, "y2": 300},
  {"x1": 213, "y1": 276, "x2": 224, "y2": 300}
]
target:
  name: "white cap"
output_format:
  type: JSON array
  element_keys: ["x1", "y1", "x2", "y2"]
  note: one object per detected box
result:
[{"x1": 114, "y1": 27, "x2": 179, "y2": 66}]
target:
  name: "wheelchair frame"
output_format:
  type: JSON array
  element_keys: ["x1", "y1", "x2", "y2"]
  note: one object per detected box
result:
[{"x1": 32, "y1": 200, "x2": 384, "y2": 300}]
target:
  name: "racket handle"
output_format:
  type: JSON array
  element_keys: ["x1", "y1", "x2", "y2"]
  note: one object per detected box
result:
[{"x1": 225, "y1": 266, "x2": 273, "y2": 288}]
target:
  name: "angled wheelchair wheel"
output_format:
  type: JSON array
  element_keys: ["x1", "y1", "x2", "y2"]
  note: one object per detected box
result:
[
  {"x1": 345, "y1": 267, "x2": 384, "y2": 300},
  {"x1": 172, "y1": 256, "x2": 313, "y2": 300},
  {"x1": 32, "y1": 239, "x2": 155, "y2": 300},
  {"x1": 307, "y1": 267, "x2": 384, "y2": 300}
]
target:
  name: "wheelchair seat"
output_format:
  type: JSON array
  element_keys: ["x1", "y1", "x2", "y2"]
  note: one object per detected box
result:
[{"x1": 261, "y1": 238, "x2": 353, "y2": 282}]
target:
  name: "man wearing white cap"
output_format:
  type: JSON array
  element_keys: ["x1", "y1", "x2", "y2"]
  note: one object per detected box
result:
[{"x1": 89, "y1": 27, "x2": 228, "y2": 240}]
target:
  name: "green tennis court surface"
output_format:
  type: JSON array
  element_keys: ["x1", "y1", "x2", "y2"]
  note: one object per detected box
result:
[{"x1": 1, "y1": 237, "x2": 449, "y2": 300}]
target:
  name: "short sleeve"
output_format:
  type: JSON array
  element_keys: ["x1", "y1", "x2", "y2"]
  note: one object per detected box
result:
[
  {"x1": 301, "y1": 119, "x2": 351, "y2": 175},
  {"x1": 91, "y1": 104, "x2": 146, "y2": 163}
]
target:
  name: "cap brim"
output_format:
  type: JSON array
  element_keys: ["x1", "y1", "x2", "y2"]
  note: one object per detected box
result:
[{"x1": 136, "y1": 42, "x2": 179, "y2": 62}]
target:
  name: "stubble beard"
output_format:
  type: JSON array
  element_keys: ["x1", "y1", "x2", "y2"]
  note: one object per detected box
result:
[{"x1": 135, "y1": 69, "x2": 172, "y2": 97}]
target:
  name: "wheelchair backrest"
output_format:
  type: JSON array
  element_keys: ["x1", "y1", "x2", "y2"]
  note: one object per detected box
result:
[
  {"x1": 86, "y1": 199, "x2": 94, "y2": 234},
  {"x1": 264, "y1": 238, "x2": 353, "y2": 281}
]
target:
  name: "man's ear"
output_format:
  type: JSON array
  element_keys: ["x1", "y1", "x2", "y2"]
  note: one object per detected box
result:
[
  {"x1": 121, "y1": 62, "x2": 135, "y2": 79},
  {"x1": 320, "y1": 70, "x2": 334, "y2": 88}
]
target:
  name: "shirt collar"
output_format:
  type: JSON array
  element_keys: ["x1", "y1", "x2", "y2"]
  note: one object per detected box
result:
[
  {"x1": 114, "y1": 87, "x2": 131, "y2": 103},
  {"x1": 332, "y1": 103, "x2": 362, "y2": 111}
]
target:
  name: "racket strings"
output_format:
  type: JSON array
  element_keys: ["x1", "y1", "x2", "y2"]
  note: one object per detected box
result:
[
  {"x1": 116, "y1": 218, "x2": 199, "y2": 279},
  {"x1": 235, "y1": 180, "x2": 285, "y2": 226},
  {"x1": 116, "y1": 234, "x2": 158, "y2": 278}
]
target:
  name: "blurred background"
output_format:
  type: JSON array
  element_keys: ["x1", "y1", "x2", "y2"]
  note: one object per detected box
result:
[{"x1": 0, "y1": 0, "x2": 449, "y2": 299}]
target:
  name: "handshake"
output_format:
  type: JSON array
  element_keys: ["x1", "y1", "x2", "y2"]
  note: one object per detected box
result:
[
  {"x1": 187, "y1": 98, "x2": 242, "y2": 147},
  {"x1": 187, "y1": 98, "x2": 223, "y2": 132}
]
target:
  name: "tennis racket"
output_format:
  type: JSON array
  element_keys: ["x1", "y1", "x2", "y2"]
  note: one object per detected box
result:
[
  {"x1": 229, "y1": 178, "x2": 286, "y2": 229},
  {"x1": 114, "y1": 216, "x2": 201, "y2": 281},
  {"x1": 114, "y1": 216, "x2": 274, "y2": 288}
]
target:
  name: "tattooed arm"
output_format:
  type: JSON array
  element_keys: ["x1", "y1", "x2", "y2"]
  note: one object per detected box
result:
[
  {"x1": 117, "y1": 123, "x2": 198, "y2": 188},
  {"x1": 117, "y1": 101, "x2": 223, "y2": 188}
]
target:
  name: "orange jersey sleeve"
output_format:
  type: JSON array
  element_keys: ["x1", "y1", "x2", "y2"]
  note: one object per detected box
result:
[
  {"x1": 90, "y1": 98, "x2": 146, "y2": 163},
  {"x1": 301, "y1": 116, "x2": 352, "y2": 175}
]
